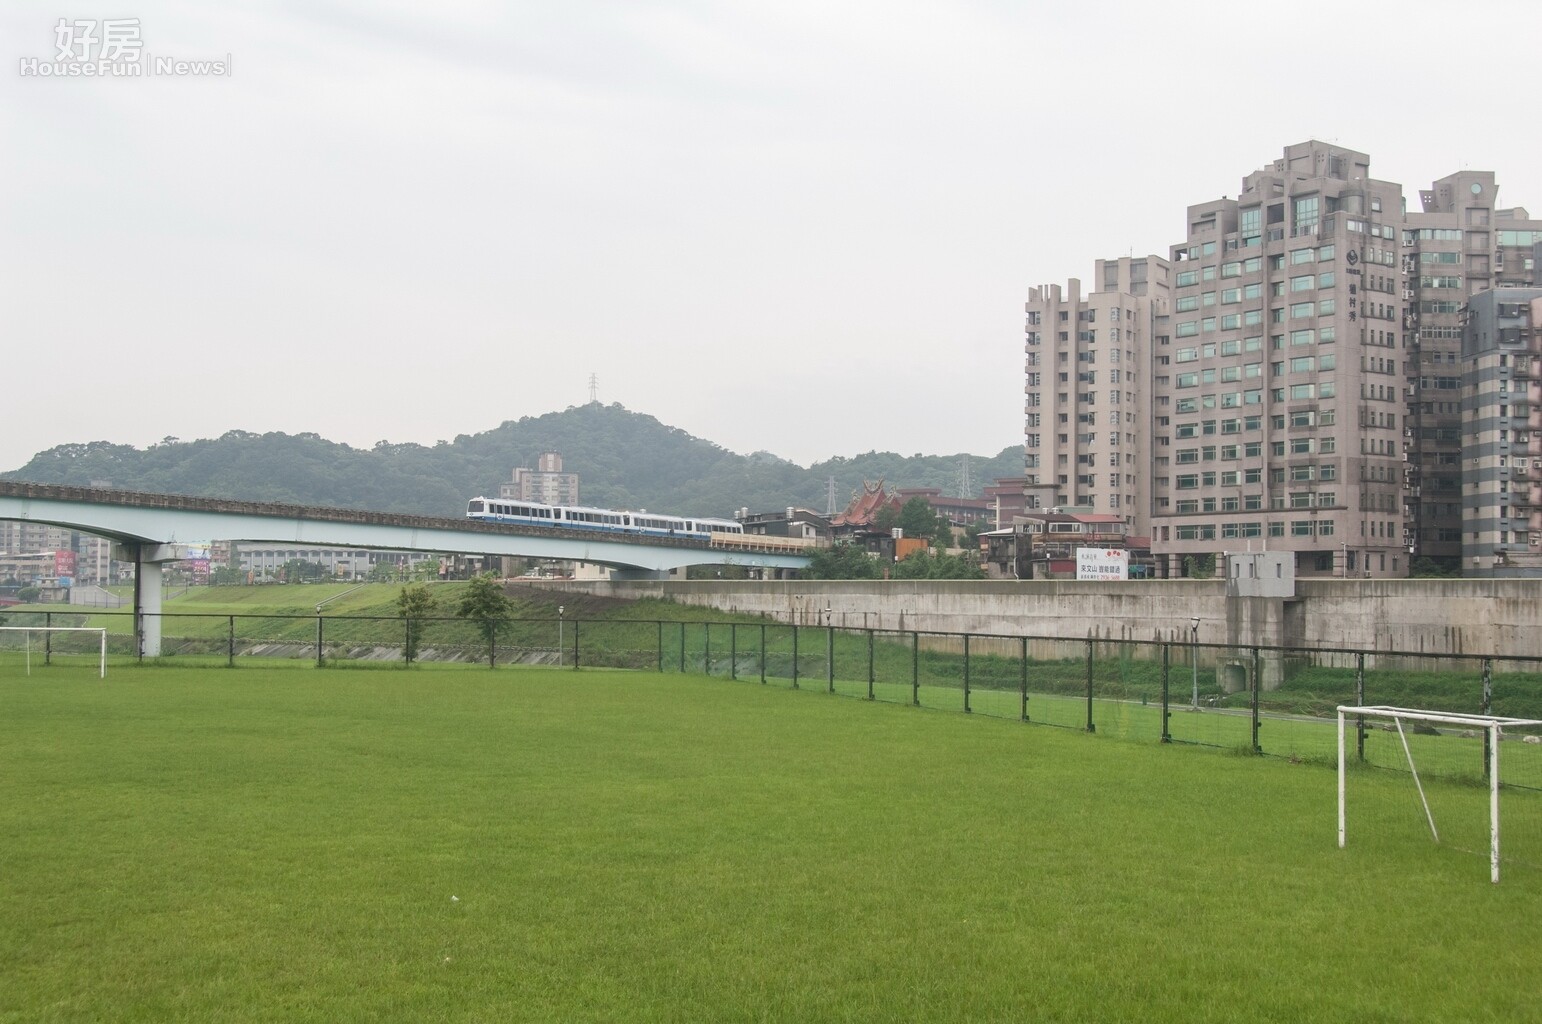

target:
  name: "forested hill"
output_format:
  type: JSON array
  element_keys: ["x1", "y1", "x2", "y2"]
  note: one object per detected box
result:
[{"x1": 2, "y1": 403, "x2": 1022, "y2": 518}]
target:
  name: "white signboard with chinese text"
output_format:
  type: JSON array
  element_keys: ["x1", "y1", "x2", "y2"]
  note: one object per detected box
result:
[{"x1": 1076, "y1": 548, "x2": 1129, "y2": 581}]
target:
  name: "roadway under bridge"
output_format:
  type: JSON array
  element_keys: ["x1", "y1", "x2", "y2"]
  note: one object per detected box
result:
[{"x1": 0, "y1": 482, "x2": 810, "y2": 656}]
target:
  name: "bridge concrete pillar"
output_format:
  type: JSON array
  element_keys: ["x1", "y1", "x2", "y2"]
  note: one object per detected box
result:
[{"x1": 114, "y1": 543, "x2": 188, "y2": 658}]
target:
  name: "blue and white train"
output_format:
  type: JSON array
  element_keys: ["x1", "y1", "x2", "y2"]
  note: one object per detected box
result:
[{"x1": 466, "y1": 497, "x2": 743, "y2": 540}]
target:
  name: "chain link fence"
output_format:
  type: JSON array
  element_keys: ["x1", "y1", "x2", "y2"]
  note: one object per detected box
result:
[{"x1": 5, "y1": 608, "x2": 1540, "y2": 762}]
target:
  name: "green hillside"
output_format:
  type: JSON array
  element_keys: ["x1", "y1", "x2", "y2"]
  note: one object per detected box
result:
[{"x1": 3, "y1": 403, "x2": 1021, "y2": 518}]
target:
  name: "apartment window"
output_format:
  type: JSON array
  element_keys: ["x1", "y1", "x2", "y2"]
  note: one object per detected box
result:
[
  {"x1": 1290, "y1": 302, "x2": 1313, "y2": 319},
  {"x1": 1290, "y1": 275, "x2": 1314, "y2": 292},
  {"x1": 1291, "y1": 248, "x2": 1314, "y2": 265},
  {"x1": 1294, "y1": 196, "x2": 1319, "y2": 232}
]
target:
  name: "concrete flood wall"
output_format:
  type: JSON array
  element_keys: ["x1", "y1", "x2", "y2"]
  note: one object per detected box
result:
[{"x1": 531, "y1": 578, "x2": 1542, "y2": 687}]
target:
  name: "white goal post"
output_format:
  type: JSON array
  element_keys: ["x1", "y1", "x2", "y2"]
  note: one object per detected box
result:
[
  {"x1": 1338, "y1": 705, "x2": 1542, "y2": 883},
  {"x1": 0, "y1": 626, "x2": 108, "y2": 679}
]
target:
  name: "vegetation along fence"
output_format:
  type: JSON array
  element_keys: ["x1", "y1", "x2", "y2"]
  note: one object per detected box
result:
[{"x1": 3, "y1": 608, "x2": 1541, "y2": 780}]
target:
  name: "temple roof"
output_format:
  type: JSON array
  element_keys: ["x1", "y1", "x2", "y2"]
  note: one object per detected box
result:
[{"x1": 831, "y1": 479, "x2": 899, "y2": 528}]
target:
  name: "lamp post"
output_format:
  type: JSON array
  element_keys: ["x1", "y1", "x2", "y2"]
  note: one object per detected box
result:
[
  {"x1": 1190, "y1": 616, "x2": 1200, "y2": 709},
  {"x1": 558, "y1": 605, "x2": 565, "y2": 668}
]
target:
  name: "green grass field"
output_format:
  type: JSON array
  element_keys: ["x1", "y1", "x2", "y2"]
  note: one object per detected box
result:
[{"x1": 3, "y1": 661, "x2": 1540, "y2": 1022}]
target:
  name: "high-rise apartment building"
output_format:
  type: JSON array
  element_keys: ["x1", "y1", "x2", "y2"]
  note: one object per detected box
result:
[
  {"x1": 1024, "y1": 141, "x2": 1542, "y2": 578},
  {"x1": 1149, "y1": 142, "x2": 1409, "y2": 578},
  {"x1": 1023, "y1": 255, "x2": 1170, "y2": 538},
  {"x1": 500, "y1": 451, "x2": 580, "y2": 506},
  {"x1": 1404, "y1": 176, "x2": 1542, "y2": 565},
  {"x1": 1461, "y1": 290, "x2": 1542, "y2": 575}
]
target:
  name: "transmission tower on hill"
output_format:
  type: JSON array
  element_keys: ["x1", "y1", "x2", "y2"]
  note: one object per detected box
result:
[
  {"x1": 958, "y1": 454, "x2": 973, "y2": 498},
  {"x1": 587, "y1": 373, "x2": 599, "y2": 404},
  {"x1": 826, "y1": 476, "x2": 837, "y2": 516}
]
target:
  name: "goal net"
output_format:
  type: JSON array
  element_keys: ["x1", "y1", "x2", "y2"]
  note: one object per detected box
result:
[
  {"x1": 1338, "y1": 705, "x2": 1542, "y2": 882},
  {"x1": 0, "y1": 626, "x2": 107, "y2": 679}
]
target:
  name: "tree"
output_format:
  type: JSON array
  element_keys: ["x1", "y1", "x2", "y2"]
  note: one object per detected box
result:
[
  {"x1": 801, "y1": 543, "x2": 882, "y2": 580},
  {"x1": 872, "y1": 505, "x2": 900, "y2": 533},
  {"x1": 1182, "y1": 553, "x2": 1216, "y2": 580},
  {"x1": 209, "y1": 565, "x2": 246, "y2": 586},
  {"x1": 455, "y1": 574, "x2": 512, "y2": 667},
  {"x1": 396, "y1": 584, "x2": 437, "y2": 664},
  {"x1": 898, "y1": 497, "x2": 941, "y2": 540},
  {"x1": 890, "y1": 551, "x2": 986, "y2": 580}
]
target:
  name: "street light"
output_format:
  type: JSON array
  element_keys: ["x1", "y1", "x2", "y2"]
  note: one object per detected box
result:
[
  {"x1": 558, "y1": 605, "x2": 565, "y2": 668},
  {"x1": 1190, "y1": 616, "x2": 1200, "y2": 709}
]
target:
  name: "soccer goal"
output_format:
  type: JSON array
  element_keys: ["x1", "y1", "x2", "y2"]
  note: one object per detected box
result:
[
  {"x1": 0, "y1": 626, "x2": 108, "y2": 678},
  {"x1": 1338, "y1": 705, "x2": 1542, "y2": 883}
]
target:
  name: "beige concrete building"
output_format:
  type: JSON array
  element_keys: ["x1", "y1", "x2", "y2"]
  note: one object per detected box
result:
[
  {"x1": 500, "y1": 451, "x2": 580, "y2": 506},
  {"x1": 1023, "y1": 255, "x2": 1170, "y2": 537},
  {"x1": 1461, "y1": 290, "x2": 1542, "y2": 575},
  {"x1": 1404, "y1": 180, "x2": 1542, "y2": 568},
  {"x1": 1147, "y1": 142, "x2": 1408, "y2": 578},
  {"x1": 1026, "y1": 141, "x2": 1542, "y2": 579},
  {"x1": 0, "y1": 522, "x2": 114, "y2": 585}
]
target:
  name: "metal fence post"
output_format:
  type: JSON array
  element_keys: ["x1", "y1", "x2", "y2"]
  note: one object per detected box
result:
[
  {"x1": 705, "y1": 623, "x2": 712, "y2": 677},
  {"x1": 1250, "y1": 646, "x2": 1262, "y2": 754},
  {"x1": 228, "y1": 615, "x2": 236, "y2": 668},
  {"x1": 963, "y1": 634, "x2": 971, "y2": 713},
  {"x1": 658, "y1": 621, "x2": 664, "y2": 674},
  {"x1": 572, "y1": 620, "x2": 579, "y2": 670},
  {"x1": 730, "y1": 625, "x2": 737, "y2": 681},
  {"x1": 760, "y1": 624, "x2": 766, "y2": 684},
  {"x1": 792, "y1": 625, "x2": 799, "y2": 689},
  {"x1": 866, "y1": 629, "x2": 874, "y2": 700},
  {"x1": 1160, "y1": 643, "x2": 1171, "y2": 743},
  {"x1": 1482, "y1": 656, "x2": 1494, "y2": 779},
  {"x1": 1355, "y1": 651, "x2": 1366, "y2": 761},
  {"x1": 911, "y1": 632, "x2": 919, "y2": 706},
  {"x1": 1020, "y1": 636, "x2": 1029, "y2": 723},
  {"x1": 45, "y1": 611, "x2": 52, "y2": 665},
  {"x1": 826, "y1": 625, "x2": 834, "y2": 693},
  {"x1": 679, "y1": 622, "x2": 686, "y2": 673},
  {"x1": 316, "y1": 614, "x2": 324, "y2": 668},
  {"x1": 1084, "y1": 639, "x2": 1095, "y2": 733}
]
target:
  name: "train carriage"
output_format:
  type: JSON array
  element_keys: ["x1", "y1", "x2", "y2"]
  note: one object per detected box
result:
[{"x1": 466, "y1": 497, "x2": 743, "y2": 540}]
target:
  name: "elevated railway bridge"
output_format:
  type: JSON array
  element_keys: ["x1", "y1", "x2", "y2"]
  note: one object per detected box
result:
[{"x1": 0, "y1": 481, "x2": 811, "y2": 656}]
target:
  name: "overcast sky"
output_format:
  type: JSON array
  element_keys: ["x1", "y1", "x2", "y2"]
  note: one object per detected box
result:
[{"x1": 4, "y1": 0, "x2": 1538, "y2": 476}]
